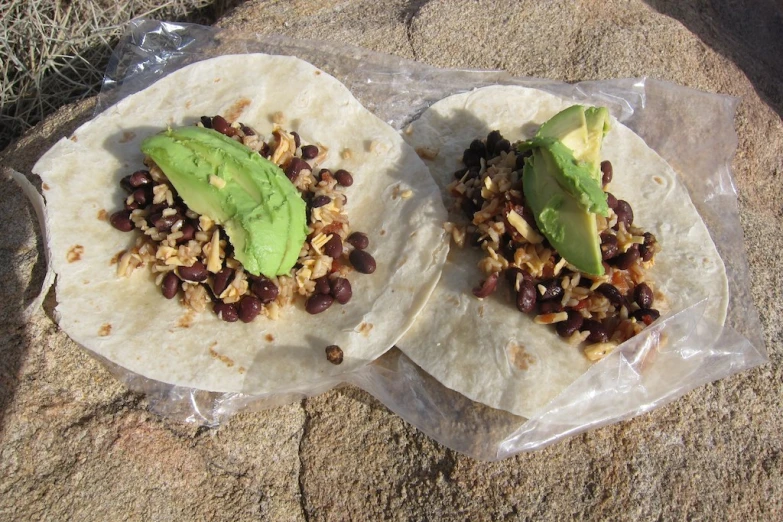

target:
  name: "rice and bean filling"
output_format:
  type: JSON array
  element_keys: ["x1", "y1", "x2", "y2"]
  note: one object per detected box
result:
[
  {"x1": 446, "y1": 130, "x2": 663, "y2": 361},
  {"x1": 110, "y1": 115, "x2": 376, "y2": 323}
]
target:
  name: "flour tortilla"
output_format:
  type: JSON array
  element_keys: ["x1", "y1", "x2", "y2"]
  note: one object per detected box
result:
[
  {"x1": 399, "y1": 85, "x2": 728, "y2": 418},
  {"x1": 33, "y1": 54, "x2": 448, "y2": 395}
]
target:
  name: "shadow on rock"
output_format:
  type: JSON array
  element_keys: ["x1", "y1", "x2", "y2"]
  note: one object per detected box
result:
[{"x1": 644, "y1": 0, "x2": 783, "y2": 118}]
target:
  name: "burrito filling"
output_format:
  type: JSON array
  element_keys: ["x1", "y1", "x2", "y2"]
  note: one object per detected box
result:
[
  {"x1": 109, "y1": 115, "x2": 375, "y2": 323},
  {"x1": 445, "y1": 111, "x2": 663, "y2": 361}
]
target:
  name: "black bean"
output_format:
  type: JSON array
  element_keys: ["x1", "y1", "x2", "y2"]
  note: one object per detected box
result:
[
  {"x1": 349, "y1": 249, "x2": 376, "y2": 274},
  {"x1": 120, "y1": 176, "x2": 134, "y2": 193},
  {"x1": 613, "y1": 200, "x2": 634, "y2": 230},
  {"x1": 146, "y1": 202, "x2": 167, "y2": 216},
  {"x1": 335, "y1": 169, "x2": 353, "y2": 187},
  {"x1": 292, "y1": 132, "x2": 301, "y2": 148},
  {"x1": 453, "y1": 167, "x2": 468, "y2": 180},
  {"x1": 634, "y1": 282, "x2": 654, "y2": 309},
  {"x1": 238, "y1": 295, "x2": 262, "y2": 323},
  {"x1": 493, "y1": 138, "x2": 511, "y2": 156},
  {"x1": 311, "y1": 195, "x2": 331, "y2": 209},
  {"x1": 612, "y1": 244, "x2": 640, "y2": 270},
  {"x1": 606, "y1": 192, "x2": 618, "y2": 210},
  {"x1": 633, "y1": 308, "x2": 660, "y2": 325},
  {"x1": 472, "y1": 272, "x2": 499, "y2": 299},
  {"x1": 538, "y1": 300, "x2": 563, "y2": 315},
  {"x1": 330, "y1": 277, "x2": 352, "y2": 304},
  {"x1": 110, "y1": 210, "x2": 134, "y2": 232},
  {"x1": 314, "y1": 276, "x2": 331, "y2": 295},
  {"x1": 469, "y1": 139, "x2": 487, "y2": 158},
  {"x1": 211, "y1": 115, "x2": 232, "y2": 136},
  {"x1": 177, "y1": 221, "x2": 196, "y2": 244},
  {"x1": 486, "y1": 130, "x2": 502, "y2": 152},
  {"x1": 129, "y1": 170, "x2": 152, "y2": 188},
  {"x1": 285, "y1": 158, "x2": 310, "y2": 181},
  {"x1": 325, "y1": 345, "x2": 343, "y2": 364},
  {"x1": 601, "y1": 160, "x2": 613, "y2": 186},
  {"x1": 516, "y1": 279, "x2": 537, "y2": 313},
  {"x1": 462, "y1": 149, "x2": 481, "y2": 168},
  {"x1": 347, "y1": 232, "x2": 369, "y2": 250},
  {"x1": 305, "y1": 294, "x2": 334, "y2": 314},
  {"x1": 200, "y1": 116, "x2": 213, "y2": 129},
  {"x1": 301, "y1": 145, "x2": 319, "y2": 159},
  {"x1": 212, "y1": 267, "x2": 234, "y2": 297},
  {"x1": 538, "y1": 279, "x2": 563, "y2": 301},
  {"x1": 515, "y1": 151, "x2": 531, "y2": 171},
  {"x1": 214, "y1": 302, "x2": 239, "y2": 322},
  {"x1": 132, "y1": 187, "x2": 152, "y2": 207},
  {"x1": 251, "y1": 277, "x2": 279, "y2": 304},
  {"x1": 240, "y1": 124, "x2": 255, "y2": 136},
  {"x1": 556, "y1": 310, "x2": 584, "y2": 338},
  {"x1": 461, "y1": 197, "x2": 480, "y2": 217},
  {"x1": 596, "y1": 283, "x2": 626, "y2": 307},
  {"x1": 161, "y1": 272, "x2": 180, "y2": 299},
  {"x1": 323, "y1": 234, "x2": 343, "y2": 259},
  {"x1": 124, "y1": 199, "x2": 140, "y2": 211},
  {"x1": 578, "y1": 277, "x2": 593, "y2": 288},
  {"x1": 178, "y1": 261, "x2": 208, "y2": 282},
  {"x1": 640, "y1": 232, "x2": 657, "y2": 262},
  {"x1": 600, "y1": 233, "x2": 619, "y2": 260},
  {"x1": 582, "y1": 319, "x2": 609, "y2": 343},
  {"x1": 151, "y1": 213, "x2": 181, "y2": 233}
]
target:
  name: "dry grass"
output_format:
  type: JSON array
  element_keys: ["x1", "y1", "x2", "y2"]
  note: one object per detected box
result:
[{"x1": 0, "y1": 0, "x2": 241, "y2": 151}]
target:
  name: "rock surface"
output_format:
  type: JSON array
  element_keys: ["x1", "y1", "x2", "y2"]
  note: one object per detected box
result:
[{"x1": 2, "y1": 0, "x2": 782, "y2": 519}]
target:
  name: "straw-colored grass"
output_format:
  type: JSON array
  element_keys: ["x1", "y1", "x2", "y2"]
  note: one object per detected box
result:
[{"x1": 0, "y1": 0, "x2": 240, "y2": 150}]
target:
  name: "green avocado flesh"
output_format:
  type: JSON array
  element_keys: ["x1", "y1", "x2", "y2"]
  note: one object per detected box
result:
[
  {"x1": 520, "y1": 105, "x2": 612, "y2": 276},
  {"x1": 536, "y1": 104, "x2": 610, "y2": 184},
  {"x1": 141, "y1": 126, "x2": 308, "y2": 278},
  {"x1": 518, "y1": 137, "x2": 608, "y2": 216}
]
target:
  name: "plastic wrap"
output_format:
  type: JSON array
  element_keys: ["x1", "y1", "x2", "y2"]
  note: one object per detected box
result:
[{"x1": 33, "y1": 19, "x2": 764, "y2": 460}]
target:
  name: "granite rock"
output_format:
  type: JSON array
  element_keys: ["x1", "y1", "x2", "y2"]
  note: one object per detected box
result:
[{"x1": 2, "y1": 0, "x2": 782, "y2": 519}]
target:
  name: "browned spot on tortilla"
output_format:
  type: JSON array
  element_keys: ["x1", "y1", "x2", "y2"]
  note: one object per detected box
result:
[
  {"x1": 119, "y1": 131, "x2": 136, "y2": 143},
  {"x1": 97, "y1": 209, "x2": 108, "y2": 221},
  {"x1": 358, "y1": 322, "x2": 374, "y2": 337},
  {"x1": 42, "y1": 183, "x2": 50, "y2": 190},
  {"x1": 178, "y1": 310, "x2": 195, "y2": 328},
  {"x1": 265, "y1": 333, "x2": 275, "y2": 342},
  {"x1": 66, "y1": 245, "x2": 84, "y2": 262},
  {"x1": 83, "y1": 280, "x2": 89, "y2": 285},
  {"x1": 238, "y1": 366, "x2": 246, "y2": 374},
  {"x1": 380, "y1": 229, "x2": 386, "y2": 236},
  {"x1": 185, "y1": 100, "x2": 192, "y2": 109},
  {"x1": 99, "y1": 323, "x2": 112, "y2": 337},
  {"x1": 415, "y1": 146, "x2": 439, "y2": 160},
  {"x1": 214, "y1": 77, "x2": 221, "y2": 83},
  {"x1": 224, "y1": 97, "x2": 251, "y2": 123},
  {"x1": 69, "y1": 135, "x2": 78, "y2": 142},
  {"x1": 315, "y1": 70, "x2": 321, "y2": 75},
  {"x1": 478, "y1": 304, "x2": 485, "y2": 318},
  {"x1": 507, "y1": 343, "x2": 535, "y2": 371},
  {"x1": 209, "y1": 343, "x2": 235, "y2": 368},
  {"x1": 446, "y1": 295, "x2": 460, "y2": 306},
  {"x1": 653, "y1": 176, "x2": 664, "y2": 185},
  {"x1": 110, "y1": 250, "x2": 125, "y2": 265}
]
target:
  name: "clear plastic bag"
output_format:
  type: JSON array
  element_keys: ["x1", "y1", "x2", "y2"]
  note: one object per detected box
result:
[{"x1": 66, "y1": 19, "x2": 766, "y2": 460}]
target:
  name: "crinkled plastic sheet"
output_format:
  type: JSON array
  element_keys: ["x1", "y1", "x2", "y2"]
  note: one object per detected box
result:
[{"x1": 66, "y1": 19, "x2": 768, "y2": 460}]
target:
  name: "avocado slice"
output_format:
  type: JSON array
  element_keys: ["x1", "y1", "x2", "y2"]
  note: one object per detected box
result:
[
  {"x1": 522, "y1": 150, "x2": 604, "y2": 276},
  {"x1": 141, "y1": 127, "x2": 308, "y2": 278},
  {"x1": 518, "y1": 137, "x2": 608, "y2": 217},
  {"x1": 536, "y1": 105, "x2": 610, "y2": 184},
  {"x1": 535, "y1": 105, "x2": 588, "y2": 154},
  {"x1": 583, "y1": 107, "x2": 611, "y2": 183}
]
